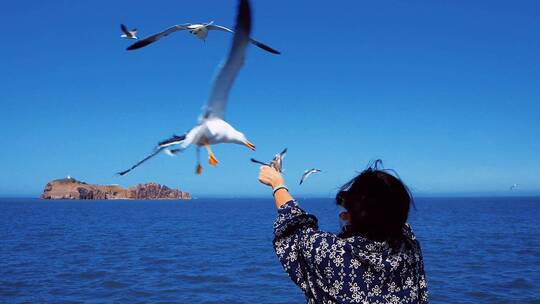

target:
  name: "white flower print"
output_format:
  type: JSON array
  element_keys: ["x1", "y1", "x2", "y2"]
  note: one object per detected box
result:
[{"x1": 273, "y1": 201, "x2": 428, "y2": 303}]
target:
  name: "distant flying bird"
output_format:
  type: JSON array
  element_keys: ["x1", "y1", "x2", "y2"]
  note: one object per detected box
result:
[
  {"x1": 510, "y1": 183, "x2": 519, "y2": 191},
  {"x1": 120, "y1": 24, "x2": 138, "y2": 39},
  {"x1": 125, "y1": 20, "x2": 280, "y2": 54},
  {"x1": 250, "y1": 148, "x2": 287, "y2": 172},
  {"x1": 299, "y1": 169, "x2": 321, "y2": 185},
  {"x1": 118, "y1": 0, "x2": 256, "y2": 176}
]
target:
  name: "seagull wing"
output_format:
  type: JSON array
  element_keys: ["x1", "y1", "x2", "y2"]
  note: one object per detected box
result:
[
  {"x1": 299, "y1": 170, "x2": 311, "y2": 185},
  {"x1": 121, "y1": 24, "x2": 130, "y2": 35},
  {"x1": 126, "y1": 25, "x2": 189, "y2": 50},
  {"x1": 250, "y1": 158, "x2": 270, "y2": 166},
  {"x1": 248, "y1": 38, "x2": 280, "y2": 54},
  {"x1": 207, "y1": 24, "x2": 234, "y2": 33},
  {"x1": 277, "y1": 148, "x2": 287, "y2": 160},
  {"x1": 299, "y1": 169, "x2": 321, "y2": 185},
  {"x1": 208, "y1": 24, "x2": 280, "y2": 55},
  {"x1": 270, "y1": 148, "x2": 287, "y2": 172},
  {"x1": 202, "y1": 0, "x2": 251, "y2": 120},
  {"x1": 117, "y1": 134, "x2": 186, "y2": 176}
]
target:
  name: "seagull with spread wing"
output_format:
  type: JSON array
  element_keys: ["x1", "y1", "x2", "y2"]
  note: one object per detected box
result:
[
  {"x1": 125, "y1": 20, "x2": 279, "y2": 54},
  {"x1": 120, "y1": 24, "x2": 138, "y2": 40},
  {"x1": 250, "y1": 148, "x2": 287, "y2": 173},
  {"x1": 118, "y1": 0, "x2": 256, "y2": 176},
  {"x1": 299, "y1": 169, "x2": 322, "y2": 185}
]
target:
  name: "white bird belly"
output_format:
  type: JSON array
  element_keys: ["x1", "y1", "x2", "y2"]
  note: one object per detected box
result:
[{"x1": 201, "y1": 119, "x2": 240, "y2": 145}]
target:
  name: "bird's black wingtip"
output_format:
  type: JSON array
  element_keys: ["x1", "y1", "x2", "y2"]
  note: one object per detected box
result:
[
  {"x1": 116, "y1": 170, "x2": 129, "y2": 176},
  {"x1": 263, "y1": 46, "x2": 281, "y2": 55},
  {"x1": 126, "y1": 39, "x2": 154, "y2": 51},
  {"x1": 249, "y1": 39, "x2": 280, "y2": 55},
  {"x1": 250, "y1": 158, "x2": 269, "y2": 166},
  {"x1": 126, "y1": 41, "x2": 145, "y2": 51}
]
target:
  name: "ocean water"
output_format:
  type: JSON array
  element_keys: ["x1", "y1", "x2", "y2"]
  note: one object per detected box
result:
[{"x1": 0, "y1": 197, "x2": 539, "y2": 303}]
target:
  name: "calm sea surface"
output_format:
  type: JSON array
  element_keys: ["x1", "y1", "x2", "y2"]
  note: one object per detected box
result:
[{"x1": 1, "y1": 197, "x2": 539, "y2": 303}]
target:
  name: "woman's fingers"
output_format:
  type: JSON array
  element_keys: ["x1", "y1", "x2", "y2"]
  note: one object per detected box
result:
[
  {"x1": 258, "y1": 165, "x2": 285, "y2": 188},
  {"x1": 258, "y1": 166, "x2": 274, "y2": 186}
]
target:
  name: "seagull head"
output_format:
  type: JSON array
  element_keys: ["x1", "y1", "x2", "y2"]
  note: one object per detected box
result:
[
  {"x1": 232, "y1": 131, "x2": 255, "y2": 151},
  {"x1": 222, "y1": 127, "x2": 255, "y2": 151},
  {"x1": 203, "y1": 119, "x2": 255, "y2": 151}
]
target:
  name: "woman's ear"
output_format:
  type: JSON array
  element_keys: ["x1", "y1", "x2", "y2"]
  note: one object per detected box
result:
[{"x1": 339, "y1": 212, "x2": 351, "y2": 222}]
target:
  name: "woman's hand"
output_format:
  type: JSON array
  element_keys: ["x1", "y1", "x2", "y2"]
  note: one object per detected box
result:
[
  {"x1": 258, "y1": 165, "x2": 285, "y2": 188},
  {"x1": 258, "y1": 165, "x2": 293, "y2": 209}
]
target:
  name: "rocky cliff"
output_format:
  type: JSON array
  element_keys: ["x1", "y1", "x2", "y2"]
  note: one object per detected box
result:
[{"x1": 41, "y1": 177, "x2": 190, "y2": 200}]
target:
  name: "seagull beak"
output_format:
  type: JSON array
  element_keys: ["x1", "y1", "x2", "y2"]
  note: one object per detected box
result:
[{"x1": 244, "y1": 141, "x2": 256, "y2": 151}]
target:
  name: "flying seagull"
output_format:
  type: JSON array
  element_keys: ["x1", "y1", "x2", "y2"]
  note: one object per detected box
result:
[
  {"x1": 299, "y1": 169, "x2": 321, "y2": 185},
  {"x1": 125, "y1": 20, "x2": 279, "y2": 54},
  {"x1": 118, "y1": 0, "x2": 256, "y2": 176},
  {"x1": 250, "y1": 148, "x2": 287, "y2": 173},
  {"x1": 510, "y1": 183, "x2": 519, "y2": 191},
  {"x1": 120, "y1": 24, "x2": 138, "y2": 39}
]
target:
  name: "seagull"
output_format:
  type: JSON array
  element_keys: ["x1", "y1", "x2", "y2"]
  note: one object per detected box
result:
[
  {"x1": 250, "y1": 148, "x2": 287, "y2": 172},
  {"x1": 299, "y1": 169, "x2": 322, "y2": 185},
  {"x1": 120, "y1": 24, "x2": 138, "y2": 39},
  {"x1": 510, "y1": 183, "x2": 519, "y2": 191},
  {"x1": 118, "y1": 0, "x2": 256, "y2": 176},
  {"x1": 125, "y1": 20, "x2": 279, "y2": 54}
]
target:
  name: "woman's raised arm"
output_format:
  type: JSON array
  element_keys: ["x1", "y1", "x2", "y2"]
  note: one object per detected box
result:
[{"x1": 258, "y1": 165, "x2": 294, "y2": 209}]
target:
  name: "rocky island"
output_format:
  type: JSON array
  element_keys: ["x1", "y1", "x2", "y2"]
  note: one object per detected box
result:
[{"x1": 42, "y1": 177, "x2": 190, "y2": 200}]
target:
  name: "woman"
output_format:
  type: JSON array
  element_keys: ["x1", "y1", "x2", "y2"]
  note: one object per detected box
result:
[{"x1": 258, "y1": 161, "x2": 428, "y2": 303}]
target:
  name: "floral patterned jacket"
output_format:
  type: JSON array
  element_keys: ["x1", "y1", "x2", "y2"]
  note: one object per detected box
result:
[{"x1": 273, "y1": 201, "x2": 428, "y2": 304}]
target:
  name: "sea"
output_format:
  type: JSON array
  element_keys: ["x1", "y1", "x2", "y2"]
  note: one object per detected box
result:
[{"x1": 1, "y1": 197, "x2": 539, "y2": 303}]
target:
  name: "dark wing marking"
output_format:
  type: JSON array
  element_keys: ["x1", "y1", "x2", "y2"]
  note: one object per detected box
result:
[
  {"x1": 121, "y1": 24, "x2": 130, "y2": 35},
  {"x1": 250, "y1": 158, "x2": 270, "y2": 166},
  {"x1": 127, "y1": 25, "x2": 188, "y2": 50},
  {"x1": 158, "y1": 134, "x2": 186, "y2": 147},
  {"x1": 208, "y1": 24, "x2": 280, "y2": 55},
  {"x1": 117, "y1": 134, "x2": 186, "y2": 176},
  {"x1": 117, "y1": 148, "x2": 163, "y2": 176},
  {"x1": 202, "y1": 0, "x2": 251, "y2": 119},
  {"x1": 249, "y1": 38, "x2": 280, "y2": 54}
]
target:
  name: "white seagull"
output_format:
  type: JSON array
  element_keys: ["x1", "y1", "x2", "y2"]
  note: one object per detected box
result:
[
  {"x1": 120, "y1": 24, "x2": 138, "y2": 39},
  {"x1": 510, "y1": 183, "x2": 519, "y2": 191},
  {"x1": 299, "y1": 169, "x2": 322, "y2": 185},
  {"x1": 125, "y1": 20, "x2": 279, "y2": 54},
  {"x1": 118, "y1": 0, "x2": 256, "y2": 176},
  {"x1": 250, "y1": 148, "x2": 287, "y2": 173}
]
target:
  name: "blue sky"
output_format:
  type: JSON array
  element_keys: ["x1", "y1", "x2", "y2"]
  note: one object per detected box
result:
[{"x1": 1, "y1": 0, "x2": 539, "y2": 197}]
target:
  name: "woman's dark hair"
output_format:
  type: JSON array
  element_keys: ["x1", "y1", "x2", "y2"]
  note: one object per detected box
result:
[{"x1": 336, "y1": 160, "x2": 412, "y2": 247}]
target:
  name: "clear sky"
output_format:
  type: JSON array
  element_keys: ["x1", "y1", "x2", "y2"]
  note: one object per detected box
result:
[{"x1": 1, "y1": 0, "x2": 539, "y2": 197}]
